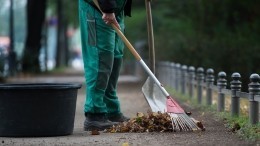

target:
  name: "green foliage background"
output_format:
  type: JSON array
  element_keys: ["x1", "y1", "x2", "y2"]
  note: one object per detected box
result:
[
  {"x1": 1, "y1": 0, "x2": 259, "y2": 88},
  {"x1": 125, "y1": 0, "x2": 260, "y2": 89}
]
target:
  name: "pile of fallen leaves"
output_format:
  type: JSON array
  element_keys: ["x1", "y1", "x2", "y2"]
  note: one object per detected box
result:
[{"x1": 105, "y1": 111, "x2": 174, "y2": 133}]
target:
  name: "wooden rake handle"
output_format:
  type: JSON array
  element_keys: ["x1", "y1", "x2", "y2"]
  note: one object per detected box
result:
[
  {"x1": 145, "y1": 0, "x2": 155, "y2": 73},
  {"x1": 92, "y1": 0, "x2": 141, "y2": 61}
]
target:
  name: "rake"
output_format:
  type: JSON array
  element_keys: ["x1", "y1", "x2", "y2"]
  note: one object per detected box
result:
[{"x1": 93, "y1": 0, "x2": 200, "y2": 131}]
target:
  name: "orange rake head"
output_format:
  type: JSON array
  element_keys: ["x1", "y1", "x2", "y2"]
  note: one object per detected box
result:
[{"x1": 166, "y1": 97, "x2": 185, "y2": 113}]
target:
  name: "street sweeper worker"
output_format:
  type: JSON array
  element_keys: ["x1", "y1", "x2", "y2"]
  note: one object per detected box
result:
[{"x1": 78, "y1": 0, "x2": 132, "y2": 131}]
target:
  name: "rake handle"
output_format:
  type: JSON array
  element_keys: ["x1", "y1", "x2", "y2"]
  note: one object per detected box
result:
[
  {"x1": 92, "y1": 0, "x2": 141, "y2": 60},
  {"x1": 111, "y1": 25, "x2": 142, "y2": 61},
  {"x1": 145, "y1": 0, "x2": 155, "y2": 73}
]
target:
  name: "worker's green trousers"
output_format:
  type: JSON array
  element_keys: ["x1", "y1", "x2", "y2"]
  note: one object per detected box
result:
[{"x1": 79, "y1": 0, "x2": 125, "y2": 115}]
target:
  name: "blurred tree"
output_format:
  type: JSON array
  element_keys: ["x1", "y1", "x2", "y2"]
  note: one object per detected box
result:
[
  {"x1": 56, "y1": 0, "x2": 69, "y2": 67},
  {"x1": 21, "y1": 0, "x2": 78, "y2": 72},
  {"x1": 22, "y1": 0, "x2": 47, "y2": 73},
  {"x1": 54, "y1": 0, "x2": 78, "y2": 67},
  {"x1": 150, "y1": 0, "x2": 260, "y2": 90}
]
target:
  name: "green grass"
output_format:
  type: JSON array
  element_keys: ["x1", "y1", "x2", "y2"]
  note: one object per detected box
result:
[
  {"x1": 166, "y1": 86, "x2": 260, "y2": 141},
  {"x1": 217, "y1": 112, "x2": 260, "y2": 141}
]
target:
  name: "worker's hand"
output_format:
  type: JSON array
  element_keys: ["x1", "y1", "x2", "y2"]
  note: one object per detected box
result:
[{"x1": 102, "y1": 13, "x2": 121, "y2": 30}]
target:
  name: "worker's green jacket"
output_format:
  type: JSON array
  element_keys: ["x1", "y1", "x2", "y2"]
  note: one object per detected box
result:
[{"x1": 84, "y1": 0, "x2": 132, "y2": 16}]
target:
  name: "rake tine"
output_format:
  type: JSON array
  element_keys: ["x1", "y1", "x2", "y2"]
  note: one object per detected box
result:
[
  {"x1": 185, "y1": 119, "x2": 197, "y2": 131},
  {"x1": 171, "y1": 113, "x2": 200, "y2": 131},
  {"x1": 176, "y1": 118, "x2": 184, "y2": 131},
  {"x1": 184, "y1": 114, "x2": 200, "y2": 130},
  {"x1": 171, "y1": 116, "x2": 179, "y2": 131},
  {"x1": 178, "y1": 115, "x2": 190, "y2": 131},
  {"x1": 179, "y1": 114, "x2": 194, "y2": 130},
  {"x1": 172, "y1": 115, "x2": 181, "y2": 131},
  {"x1": 175, "y1": 115, "x2": 187, "y2": 131},
  {"x1": 170, "y1": 114, "x2": 176, "y2": 130},
  {"x1": 182, "y1": 114, "x2": 200, "y2": 131},
  {"x1": 179, "y1": 114, "x2": 194, "y2": 131},
  {"x1": 174, "y1": 117, "x2": 181, "y2": 131},
  {"x1": 173, "y1": 114, "x2": 188, "y2": 131},
  {"x1": 179, "y1": 116, "x2": 189, "y2": 131},
  {"x1": 180, "y1": 114, "x2": 192, "y2": 131},
  {"x1": 170, "y1": 117, "x2": 175, "y2": 131},
  {"x1": 179, "y1": 115, "x2": 190, "y2": 131},
  {"x1": 171, "y1": 114, "x2": 181, "y2": 131},
  {"x1": 183, "y1": 119, "x2": 192, "y2": 131},
  {"x1": 171, "y1": 117, "x2": 178, "y2": 131}
]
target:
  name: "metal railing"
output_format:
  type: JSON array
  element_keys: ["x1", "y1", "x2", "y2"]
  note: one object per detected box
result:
[{"x1": 156, "y1": 61, "x2": 260, "y2": 125}]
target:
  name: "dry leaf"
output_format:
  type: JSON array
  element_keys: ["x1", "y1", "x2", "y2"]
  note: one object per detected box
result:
[
  {"x1": 122, "y1": 142, "x2": 129, "y2": 146},
  {"x1": 91, "y1": 130, "x2": 100, "y2": 135},
  {"x1": 106, "y1": 111, "x2": 173, "y2": 133}
]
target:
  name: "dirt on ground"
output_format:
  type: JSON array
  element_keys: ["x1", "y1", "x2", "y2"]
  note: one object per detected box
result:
[
  {"x1": 115, "y1": 82, "x2": 259, "y2": 146},
  {"x1": 1, "y1": 73, "x2": 259, "y2": 146}
]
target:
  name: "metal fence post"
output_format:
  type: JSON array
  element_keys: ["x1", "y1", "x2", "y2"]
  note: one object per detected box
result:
[
  {"x1": 248, "y1": 73, "x2": 260, "y2": 124},
  {"x1": 217, "y1": 71, "x2": 227, "y2": 112},
  {"x1": 206, "y1": 68, "x2": 214, "y2": 105},
  {"x1": 167, "y1": 62, "x2": 172, "y2": 87},
  {"x1": 181, "y1": 65, "x2": 188, "y2": 95},
  {"x1": 197, "y1": 67, "x2": 204, "y2": 104},
  {"x1": 170, "y1": 62, "x2": 175, "y2": 89},
  {"x1": 159, "y1": 61, "x2": 165, "y2": 83},
  {"x1": 175, "y1": 63, "x2": 181, "y2": 92},
  {"x1": 168, "y1": 62, "x2": 172, "y2": 86},
  {"x1": 230, "y1": 72, "x2": 241, "y2": 117},
  {"x1": 161, "y1": 61, "x2": 167, "y2": 84},
  {"x1": 164, "y1": 62, "x2": 169, "y2": 86},
  {"x1": 188, "y1": 66, "x2": 195, "y2": 98},
  {"x1": 155, "y1": 62, "x2": 160, "y2": 80}
]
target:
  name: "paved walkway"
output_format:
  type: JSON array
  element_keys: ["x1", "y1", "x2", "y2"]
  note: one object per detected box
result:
[
  {"x1": 0, "y1": 69, "x2": 258, "y2": 146},
  {"x1": 0, "y1": 70, "x2": 152, "y2": 145}
]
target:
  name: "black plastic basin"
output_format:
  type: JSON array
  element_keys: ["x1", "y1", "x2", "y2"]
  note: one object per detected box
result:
[{"x1": 0, "y1": 83, "x2": 82, "y2": 137}]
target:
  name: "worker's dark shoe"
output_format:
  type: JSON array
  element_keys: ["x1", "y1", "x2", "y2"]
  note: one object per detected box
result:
[
  {"x1": 84, "y1": 113, "x2": 118, "y2": 131},
  {"x1": 107, "y1": 113, "x2": 130, "y2": 122}
]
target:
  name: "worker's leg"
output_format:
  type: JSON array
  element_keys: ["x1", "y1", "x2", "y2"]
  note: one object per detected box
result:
[
  {"x1": 104, "y1": 13, "x2": 129, "y2": 122},
  {"x1": 79, "y1": 0, "x2": 117, "y2": 130}
]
